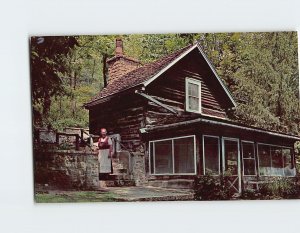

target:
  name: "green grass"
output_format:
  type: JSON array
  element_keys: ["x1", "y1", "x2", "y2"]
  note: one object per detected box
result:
[{"x1": 35, "y1": 191, "x2": 116, "y2": 203}]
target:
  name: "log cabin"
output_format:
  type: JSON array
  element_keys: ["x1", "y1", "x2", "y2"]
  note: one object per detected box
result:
[{"x1": 84, "y1": 38, "x2": 300, "y2": 194}]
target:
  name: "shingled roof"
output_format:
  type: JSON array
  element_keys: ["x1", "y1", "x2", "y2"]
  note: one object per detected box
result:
[{"x1": 85, "y1": 43, "x2": 194, "y2": 106}]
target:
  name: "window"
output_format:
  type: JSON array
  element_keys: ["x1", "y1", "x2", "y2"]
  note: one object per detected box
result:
[
  {"x1": 149, "y1": 136, "x2": 196, "y2": 175},
  {"x1": 258, "y1": 144, "x2": 271, "y2": 176},
  {"x1": 154, "y1": 140, "x2": 173, "y2": 174},
  {"x1": 223, "y1": 138, "x2": 239, "y2": 176},
  {"x1": 242, "y1": 141, "x2": 256, "y2": 176},
  {"x1": 203, "y1": 136, "x2": 220, "y2": 175},
  {"x1": 174, "y1": 137, "x2": 195, "y2": 173},
  {"x1": 270, "y1": 146, "x2": 284, "y2": 176},
  {"x1": 282, "y1": 148, "x2": 296, "y2": 177},
  {"x1": 186, "y1": 78, "x2": 201, "y2": 113},
  {"x1": 258, "y1": 143, "x2": 295, "y2": 177}
]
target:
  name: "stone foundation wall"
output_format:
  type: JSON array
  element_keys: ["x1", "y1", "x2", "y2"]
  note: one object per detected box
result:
[
  {"x1": 34, "y1": 149, "x2": 99, "y2": 190},
  {"x1": 34, "y1": 149, "x2": 148, "y2": 190},
  {"x1": 131, "y1": 152, "x2": 148, "y2": 186}
]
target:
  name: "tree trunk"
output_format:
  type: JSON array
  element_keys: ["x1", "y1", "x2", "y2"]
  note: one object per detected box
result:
[
  {"x1": 91, "y1": 59, "x2": 96, "y2": 85},
  {"x1": 72, "y1": 71, "x2": 78, "y2": 118},
  {"x1": 102, "y1": 54, "x2": 108, "y2": 88},
  {"x1": 43, "y1": 95, "x2": 51, "y2": 118}
]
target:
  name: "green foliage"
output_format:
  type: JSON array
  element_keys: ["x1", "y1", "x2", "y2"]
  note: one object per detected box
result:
[
  {"x1": 43, "y1": 35, "x2": 117, "y2": 130},
  {"x1": 231, "y1": 32, "x2": 300, "y2": 134},
  {"x1": 194, "y1": 174, "x2": 232, "y2": 200},
  {"x1": 258, "y1": 177, "x2": 300, "y2": 199},
  {"x1": 31, "y1": 36, "x2": 78, "y2": 127},
  {"x1": 241, "y1": 189, "x2": 260, "y2": 200}
]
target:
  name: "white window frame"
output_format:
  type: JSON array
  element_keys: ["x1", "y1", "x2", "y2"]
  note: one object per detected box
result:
[
  {"x1": 202, "y1": 135, "x2": 221, "y2": 176},
  {"x1": 149, "y1": 135, "x2": 197, "y2": 175},
  {"x1": 185, "y1": 77, "x2": 202, "y2": 114},
  {"x1": 257, "y1": 142, "x2": 295, "y2": 177},
  {"x1": 241, "y1": 140, "x2": 257, "y2": 177}
]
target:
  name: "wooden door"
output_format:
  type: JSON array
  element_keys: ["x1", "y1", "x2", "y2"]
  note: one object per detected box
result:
[{"x1": 222, "y1": 138, "x2": 241, "y2": 194}]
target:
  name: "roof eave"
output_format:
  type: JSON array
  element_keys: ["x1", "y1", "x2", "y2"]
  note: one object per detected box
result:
[
  {"x1": 84, "y1": 83, "x2": 144, "y2": 108},
  {"x1": 140, "y1": 117, "x2": 300, "y2": 141}
]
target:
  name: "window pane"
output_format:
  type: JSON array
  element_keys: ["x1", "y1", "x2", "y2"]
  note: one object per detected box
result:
[
  {"x1": 258, "y1": 145, "x2": 271, "y2": 176},
  {"x1": 224, "y1": 140, "x2": 239, "y2": 175},
  {"x1": 188, "y1": 96, "x2": 199, "y2": 111},
  {"x1": 174, "y1": 137, "x2": 195, "y2": 174},
  {"x1": 242, "y1": 142, "x2": 255, "y2": 159},
  {"x1": 283, "y1": 148, "x2": 296, "y2": 176},
  {"x1": 154, "y1": 140, "x2": 173, "y2": 174},
  {"x1": 271, "y1": 147, "x2": 284, "y2": 176},
  {"x1": 203, "y1": 136, "x2": 219, "y2": 175},
  {"x1": 243, "y1": 159, "x2": 256, "y2": 176},
  {"x1": 188, "y1": 82, "x2": 199, "y2": 97},
  {"x1": 242, "y1": 142, "x2": 256, "y2": 176}
]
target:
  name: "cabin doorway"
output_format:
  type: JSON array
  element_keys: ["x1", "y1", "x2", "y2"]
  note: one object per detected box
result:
[{"x1": 222, "y1": 137, "x2": 241, "y2": 194}]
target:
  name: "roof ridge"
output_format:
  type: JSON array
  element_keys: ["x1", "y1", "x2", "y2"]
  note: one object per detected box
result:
[
  {"x1": 116, "y1": 43, "x2": 195, "y2": 79},
  {"x1": 107, "y1": 54, "x2": 141, "y2": 64}
]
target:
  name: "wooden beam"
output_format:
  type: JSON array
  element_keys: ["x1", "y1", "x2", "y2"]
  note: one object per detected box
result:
[{"x1": 135, "y1": 90, "x2": 178, "y2": 115}]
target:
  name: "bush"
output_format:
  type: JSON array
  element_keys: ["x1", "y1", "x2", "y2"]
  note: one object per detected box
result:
[
  {"x1": 194, "y1": 174, "x2": 232, "y2": 200},
  {"x1": 241, "y1": 189, "x2": 260, "y2": 200},
  {"x1": 258, "y1": 177, "x2": 299, "y2": 199}
]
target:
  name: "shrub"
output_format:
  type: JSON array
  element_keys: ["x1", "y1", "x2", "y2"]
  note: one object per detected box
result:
[
  {"x1": 194, "y1": 173, "x2": 232, "y2": 200},
  {"x1": 241, "y1": 189, "x2": 260, "y2": 200},
  {"x1": 258, "y1": 177, "x2": 299, "y2": 199}
]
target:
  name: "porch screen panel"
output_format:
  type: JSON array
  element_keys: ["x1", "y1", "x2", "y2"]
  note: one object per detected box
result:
[
  {"x1": 282, "y1": 148, "x2": 296, "y2": 176},
  {"x1": 174, "y1": 137, "x2": 195, "y2": 173},
  {"x1": 242, "y1": 142, "x2": 256, "y2": 176},
  {"x1": 154, "y1": 140, "x2": 173, "y2": 174},
  {"x1": 258, "y1": 144, "x2": 272, "y2": 176},
  {"x1": 203, "y1": 136, "x2": 220, "y2": 175},
  {"x1": 270, "y1": 146, "x2": 284, "y2": 176},
  {"x1": 223, "y1": 139, "x2": 239, "y2": 175}
]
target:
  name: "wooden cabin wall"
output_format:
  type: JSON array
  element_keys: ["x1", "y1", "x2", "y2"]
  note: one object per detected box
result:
[
  {"x1": 89, "y1": 94, "x2": 146, "y2": 151},
  {"x1": 146, "y1": 49, "x2": 229, "y2": 127}
]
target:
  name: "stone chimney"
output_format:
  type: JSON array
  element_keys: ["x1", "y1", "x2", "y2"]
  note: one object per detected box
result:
[{"x1": 107, "y1": 38, "x2": 141, "y2": 84}]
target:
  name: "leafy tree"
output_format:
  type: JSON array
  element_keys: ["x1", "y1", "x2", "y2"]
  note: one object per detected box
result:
[{"x1": 30, "y1": 36, "x2": 78, "y2": 127}]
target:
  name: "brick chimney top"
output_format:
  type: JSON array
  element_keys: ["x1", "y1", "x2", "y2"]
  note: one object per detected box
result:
[
  {"x1": 106, "y1": 38, "x2": 141, "y2": 85},
  {"x1": 115, "y1": 38, "x2": 123, "y2": 56}
]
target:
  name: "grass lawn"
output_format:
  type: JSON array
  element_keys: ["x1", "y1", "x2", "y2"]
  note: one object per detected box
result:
[{"x1": 35, "y1": 191, "x2": 116, "y2": 203}]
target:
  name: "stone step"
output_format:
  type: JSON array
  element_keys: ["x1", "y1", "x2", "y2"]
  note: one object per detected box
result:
[
  {"x1": 112, "y1": 164, "x2": 124, "y2": 170},
  {"x1": 113, "y1": 168, "x2": 127, "y2": 174},
  {"x1": 107, "y1": 174, "x2": 132, "y2": 180},
  {"x1": 148, "y1": 179, "x2": 194, "y2": 189},
  {"x1": 104, "y1": 180, "x2": 135, "y2": 187}
]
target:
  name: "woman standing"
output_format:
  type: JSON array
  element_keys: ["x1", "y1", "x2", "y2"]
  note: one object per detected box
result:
[{"x1": 98, "y1": 128, "x2": 113, "y2": 188}]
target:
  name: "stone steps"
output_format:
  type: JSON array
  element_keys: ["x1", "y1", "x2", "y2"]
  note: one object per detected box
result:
[
  {"x1": 105, "y1": 180, "x2": 135, "y2": 187},
  {"x1": 113, "y1": 168, "x2": 128, "y2": 174},
  {"x1": 101, "y1": 155, "x2": 135, "y2": 187}
]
